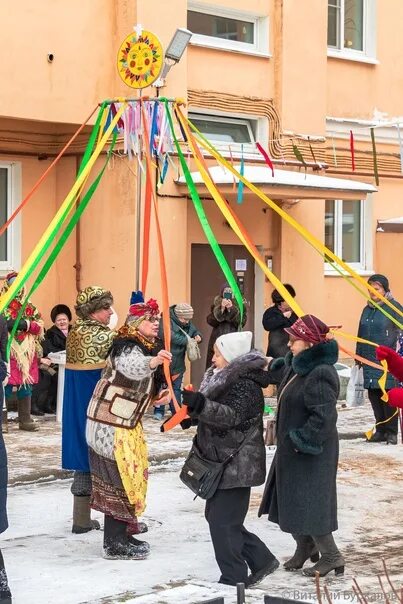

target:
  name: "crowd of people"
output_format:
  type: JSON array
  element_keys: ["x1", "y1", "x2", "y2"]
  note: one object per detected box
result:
[{"x1": 0, "y1": 271, "x2": 402, "y2": 599}]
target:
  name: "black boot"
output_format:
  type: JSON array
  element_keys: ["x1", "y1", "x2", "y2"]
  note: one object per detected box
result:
[
  {"x1": 103, "y1": 515, "x2": 150, "y2": 560},
  {"x1": 284, "y1": 535, "x2": 319, "y2": 571},
  {"x1": 302, "y1": 533, "x2": 345, "y2": 577},
  {"x1": 30, "y1": 399, "x2": 44, "y2": 416},
  {"x1": 0, "y1": 550, "x2": 12, "y2": 603}
]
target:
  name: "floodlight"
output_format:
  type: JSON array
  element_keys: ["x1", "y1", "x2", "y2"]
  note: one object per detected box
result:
[
  {"x1": 154, "y1": 28, "x2": 192, "y2": 87},
  {"x1": 165, "y1": 28, "x2": 193, "y2": 62}
]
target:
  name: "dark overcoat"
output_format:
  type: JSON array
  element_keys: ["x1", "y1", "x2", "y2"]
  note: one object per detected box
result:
[
  {"x1": 189, "y1": 351, "x2": 269, "y2": 489},
  {"x1": 258, "y1": 339, "x2": 340, "y2": 535},
  {"x1": 356, "y1": 297, "x2": 403, "y2": 389}
]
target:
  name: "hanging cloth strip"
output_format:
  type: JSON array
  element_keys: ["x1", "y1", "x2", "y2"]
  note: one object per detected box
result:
[
  {"x1": 177, "y1": 107, "x2": 389, "y2": 401},
  {"x1": 183, "y1": 114, "x2": 403, "y2": 328}
]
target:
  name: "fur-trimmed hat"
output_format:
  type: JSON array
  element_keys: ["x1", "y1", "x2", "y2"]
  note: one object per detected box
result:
[
  {"x1": 51, "y1": 304, "x2": 72, "y2": 324},
  {"x1": 216, "y1": 331, "x2": 253, "y2": 363},
  {"x1": 75, "y1": 286, "x2": 113, "y2": 320}
]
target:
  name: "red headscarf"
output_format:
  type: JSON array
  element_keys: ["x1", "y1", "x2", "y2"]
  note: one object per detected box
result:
[{"x1": 284, "y1": 315, "x2": 330, "y2": 345}]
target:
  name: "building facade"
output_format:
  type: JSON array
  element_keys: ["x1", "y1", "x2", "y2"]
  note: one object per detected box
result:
[{"x1": 1, "y1": 0, "x2": 402, "y2": 372}]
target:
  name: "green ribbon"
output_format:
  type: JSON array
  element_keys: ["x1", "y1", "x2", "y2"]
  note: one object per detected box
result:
[
  {"x1": 163, "y1": 99, "x2": 244, "y2": 326},
  {"x1": 6, "y1": 128, "x2": 116, "y2": 360}
]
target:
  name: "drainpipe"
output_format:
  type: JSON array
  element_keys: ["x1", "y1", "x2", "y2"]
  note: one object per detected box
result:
[{"x1": 74, "y1": 155, "x2": 82, "y2": 293}]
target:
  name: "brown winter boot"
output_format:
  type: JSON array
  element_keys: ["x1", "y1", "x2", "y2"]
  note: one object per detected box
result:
[
  {"x1": 18, "y1": 396, "x2": 39, "y2": 431},
  {"x1": 72, "y1": 496, "x2": 101, "y2": 534},
  {"x1": 1, "y1": 408, "x2": 8, "y2": 434}
]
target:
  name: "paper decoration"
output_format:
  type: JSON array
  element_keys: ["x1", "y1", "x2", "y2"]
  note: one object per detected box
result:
[{"x1": 117, "y1": 29, "x2": 163, "y2": 89}]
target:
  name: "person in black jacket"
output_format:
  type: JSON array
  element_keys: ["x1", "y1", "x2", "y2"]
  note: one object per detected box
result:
[
  {"x1": 31, "y1": 304, "x2": 72, "y2": 415},
  {"x1": 0, "y1": 315, "x2": 12, "y2": 603},
  {"x1": 259, "y1": 315, "x2": 344, "y2": 578},
  {"x1": 262, "y1": 284, "x2": 298, "y2": 385},
  {"x1": 356, "y1": 274, "x2": 403, "y2": 445},
  {"x1": 182, "y1": 331, "x2": 278, "y2": 587}
]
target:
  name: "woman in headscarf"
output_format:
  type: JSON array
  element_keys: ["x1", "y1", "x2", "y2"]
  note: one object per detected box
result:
[
  {"x1": 205, "y1": 284, "x2": 246, "y2": 370},
  {"x1": 1, "y1": 272, "x2": 44, "y2": 431},
  {"x1": 259, "y1": 315, "x2": 344, "y2": 578},
  {"x1": 86, "y1": 296, "x2": 171, "y2": 560}
]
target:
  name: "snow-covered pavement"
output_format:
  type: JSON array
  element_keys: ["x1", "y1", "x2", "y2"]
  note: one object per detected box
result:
[{"x1": 2, "y1": 404, "x2": 403, "y2": 603}]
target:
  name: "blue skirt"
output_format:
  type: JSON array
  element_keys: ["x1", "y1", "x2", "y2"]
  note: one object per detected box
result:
[
  {"x1": 0, "y1": 384, "x2": 8, "y2": 534},
  {"x1": 62, "y1": 368, "x2": 102, "y2": 472}
]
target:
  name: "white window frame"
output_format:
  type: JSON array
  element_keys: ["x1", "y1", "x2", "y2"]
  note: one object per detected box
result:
[
  {"x1": 188, "y1": 110, "x2": 268, "y2": 159},
  {"x1": 324, "y1": 198, "x2": 373, "y2": 275},
  {"x1": 0, "y1": 162, "x2": 21, "y2": 275},
  {"x1": 188, "y1": 2, "x2": 270, "y2": 57},
  {"x1": 327, "y1": 0, "x2": 377, "y2": 64}
]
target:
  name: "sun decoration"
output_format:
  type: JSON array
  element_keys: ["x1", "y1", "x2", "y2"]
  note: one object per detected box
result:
[{"x1": 117, "y1": 29, "x2": 163, "y2": 89}]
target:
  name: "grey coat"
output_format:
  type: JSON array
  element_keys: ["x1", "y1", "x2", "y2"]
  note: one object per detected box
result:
[
  {"x1": 189, "y1": 351, "x2": 270, "y2": 490},
  {"x1": 258, "y1": 339, "x2": 339, "y2": 535}
]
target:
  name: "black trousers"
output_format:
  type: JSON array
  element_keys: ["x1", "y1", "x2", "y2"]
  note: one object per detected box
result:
[
  {"x1": 368, "y1": 388, "x2": 398, "y2": 436},
  {"x1": 205, "y1": 486, "x2": 276, "y2": 585}
]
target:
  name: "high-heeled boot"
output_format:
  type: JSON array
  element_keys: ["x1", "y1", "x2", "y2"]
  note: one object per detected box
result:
[
  {"x1": 302, "y1": 533, "x2": 345, "y2": 577},
  {"x1": 284, "y1": 534, "x2": 319, "y2": 570}
]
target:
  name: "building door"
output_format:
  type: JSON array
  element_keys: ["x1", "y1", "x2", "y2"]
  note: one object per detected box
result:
[{"x1": 190, "y1": 243, "x2": 255, "y2": 387}]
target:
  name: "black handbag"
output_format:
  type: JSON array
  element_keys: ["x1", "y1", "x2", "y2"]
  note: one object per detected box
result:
[{"x1": 180, "y1": 423, "x2": 258, "y2": 500}]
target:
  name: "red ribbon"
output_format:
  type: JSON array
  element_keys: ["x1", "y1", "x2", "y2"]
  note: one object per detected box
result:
[
  {"x1": 350, "y1": 130, "x2": 355, "y2": 171},
  {"x1": 256, "y1": 142, "x2": 275, "y2": 177}
]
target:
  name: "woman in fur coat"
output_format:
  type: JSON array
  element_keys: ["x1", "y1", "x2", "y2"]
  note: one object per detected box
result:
[
  {"x1": 205, "y1": 285, "x2": 246, "y2": 369},
  {"x1": 182, "y1": 331, "x2": 278, "y2": 587},
  {"x1": 259, "y1": 315, "x2": 344, "y2": 578}
]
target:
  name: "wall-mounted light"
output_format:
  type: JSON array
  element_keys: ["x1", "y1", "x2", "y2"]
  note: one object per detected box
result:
[{"x1": 154, "y1": 28, "x2": 192, "y2": 88}]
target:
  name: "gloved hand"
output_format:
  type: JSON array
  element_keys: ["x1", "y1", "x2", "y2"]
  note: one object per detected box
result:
[
  {"x1": 387, "y1": 387, "x2": 403, "y2": 410},
  {"x1": 376, "y1": 345, "x2": 403, "y2": 382},
  {"x1": 181, "y1": 389, "x2": 205, "y2": 414},
  {"x1": 7, "y1": 318, "x2": 28, "y2": 332},
  {"x1": 180, "y1": 418, "x2": 193, "y2": 430}
]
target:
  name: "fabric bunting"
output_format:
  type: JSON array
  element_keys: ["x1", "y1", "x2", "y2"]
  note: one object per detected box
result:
[
  {"x1": 349, "y1": 130, "x2": 355, "y2": 171},
  {"x1": 370, "y1": 127, "x2": 379, "y2": 186},
  {"x1": 256, "y1": 142, "x2": 274, "y2": 177}
]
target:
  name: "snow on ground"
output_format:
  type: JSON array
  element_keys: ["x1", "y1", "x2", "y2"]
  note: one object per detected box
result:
[{"x1": 2, "y1": 403, "x2": 403, "y2": 603}]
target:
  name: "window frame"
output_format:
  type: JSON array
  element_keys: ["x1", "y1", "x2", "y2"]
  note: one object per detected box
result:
[
  {"x1": 327, "y1": 0, "x2": 377, "y2": 64},
  {"x1": 324, "y1": 198, "x2": 372, "y2": 275},
  {"x1": 0, "y1": 162, "x2": 21, "y2": 275},
  {"x1": 187, "y1": 2, "x2": 270, "y2": 57},
  {"x1": 188, "y1": 110, "x2": 267, "y2": 159}
]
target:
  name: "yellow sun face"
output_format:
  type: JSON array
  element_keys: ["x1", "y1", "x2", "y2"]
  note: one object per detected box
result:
[{"x1": 117, "y1": 30, "x2": 163, "y2": 89}]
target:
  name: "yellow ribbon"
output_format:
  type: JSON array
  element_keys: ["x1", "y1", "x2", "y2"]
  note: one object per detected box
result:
[{"x1": 185, "y1": 115, "x2": 403, "y2": 328}]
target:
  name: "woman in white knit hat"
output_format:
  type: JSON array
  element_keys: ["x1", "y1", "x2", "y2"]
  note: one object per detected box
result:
[{"x1": 182, "y1": 331, "x2": 278, "y2": 587}]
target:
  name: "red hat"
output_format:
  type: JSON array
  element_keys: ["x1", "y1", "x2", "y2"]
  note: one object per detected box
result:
[
  {"x1": 126, "y1": 298, "x2": 160, "y2": 327},
  {"x1": 284, "y1": 314, "x2": 330, "y2": 345}
]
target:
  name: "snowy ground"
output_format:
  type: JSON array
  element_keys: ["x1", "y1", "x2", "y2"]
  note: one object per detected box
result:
[{"x1": 2, "y1": 403, "x2": 403, "y2": 604}]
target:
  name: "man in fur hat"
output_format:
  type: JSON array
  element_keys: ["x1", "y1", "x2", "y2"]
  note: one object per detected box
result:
[{"x1": 62, "y1": 286, "x2": 115, "y2": 534}]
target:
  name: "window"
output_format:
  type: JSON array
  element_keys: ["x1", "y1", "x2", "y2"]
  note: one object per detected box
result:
[
  {"x1": 0, "y1": 163, "x2": 21, "y2": 274},
  {"x1": 188, "y1": 112, "x2": 263, "y2": 157},
  {"x1": 327, "y1": 0, "x2": 376, "y2": 62},
  {"x1": 325, "y1": 199, "x2": 366, "y2": 269},
  {"x1": 187, "y1": 2, "x2": 269, "y2": 56}
]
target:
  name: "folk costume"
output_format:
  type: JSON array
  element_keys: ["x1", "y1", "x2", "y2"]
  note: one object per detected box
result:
[
  {"x1": 1, "y1": 272, "x2": 44, "y2": 431},
  {"x1": 62, "y1": 286, "x2": 114, "y2": 534},
  {"x1": 86, "y1": 297, "x2": 165, "y2": 560}
]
